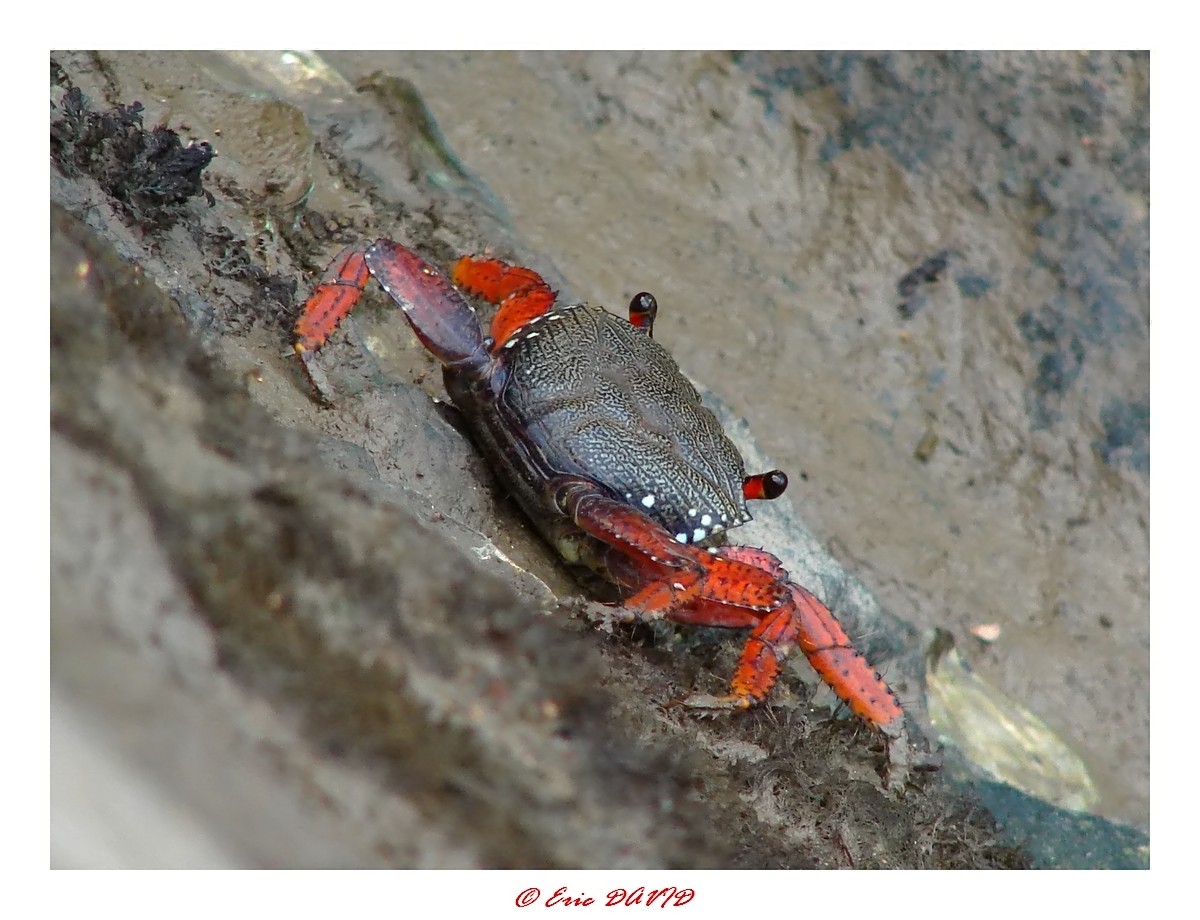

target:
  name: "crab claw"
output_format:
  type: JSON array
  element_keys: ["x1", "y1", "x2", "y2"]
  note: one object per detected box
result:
[{"x1": 364, "y1": 240, "x2": 489, "y2": 371}]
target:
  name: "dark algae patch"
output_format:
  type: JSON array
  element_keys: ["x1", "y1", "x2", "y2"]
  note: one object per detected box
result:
[{"x1": 52, "y1": 83, "x2": 216, "y2": 231}]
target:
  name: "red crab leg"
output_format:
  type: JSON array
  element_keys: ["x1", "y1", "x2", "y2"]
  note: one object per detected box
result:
[
  {"x1": 682, "y1": 545, "x2": 903, "y2": 728},
  {"x1": 665, "y1": 601, "x2": 761, "y2": 629},
  {"x1": 714, "y1": 544, "x2": 786, "y2": 576},
  {"x1": 665, "y1": 545, "x2": 785, "y2": 628},
  {"x1": 557, "y1": 479, "x2": 783, "y2": 616},
  {"x1": 451, "y1": 255, "x2": 558, "y2": 352},
  {"x1": 696, "y1": 587, "x2": 904, "y2": 727},
  {"x1": 683, "y1": 583, "x2": 905, "y2": 727},
  {"x1": 787, "y1": 583, "x2": 904, "y2": 728},
  {"x1": 292, "y1": 243, "x2": 375, "y2": 400},
  {"x1": 293, "y1": 242, "x2": 373, "y2": 356}
]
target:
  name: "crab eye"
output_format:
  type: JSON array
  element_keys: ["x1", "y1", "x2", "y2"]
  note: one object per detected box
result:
[
  {"x1": 761, "y1": 470, "x2": 788, "y2": 499},
  {"x1": 628, "y1": 292, "x2": 658, "y2": 337},
  {"x1": 743, "y1": 470, "x2": 789, "y2": 501}
]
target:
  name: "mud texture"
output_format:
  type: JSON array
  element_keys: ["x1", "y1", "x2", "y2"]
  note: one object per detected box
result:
[{"x1": 50, "y1": 51, "x2": 1147, "y2": 868}]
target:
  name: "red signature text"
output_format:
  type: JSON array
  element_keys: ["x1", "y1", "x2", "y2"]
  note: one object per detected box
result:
[{"x1": 515, "y1": 886, "x2": 695, "y2": 908}]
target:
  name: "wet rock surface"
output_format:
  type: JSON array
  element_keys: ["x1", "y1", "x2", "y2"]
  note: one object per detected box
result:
[{"x1": 50, "y1": 51, "x2": 1147, "y2": 868}]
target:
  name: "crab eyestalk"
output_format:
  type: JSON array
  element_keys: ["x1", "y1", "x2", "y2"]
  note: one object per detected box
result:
[
  {"x1": 628, "y1": 292, "x2": 658, "y2": 336},
  {"x1": 743, "y1": 470, "x2": 788, "y2": 501}
]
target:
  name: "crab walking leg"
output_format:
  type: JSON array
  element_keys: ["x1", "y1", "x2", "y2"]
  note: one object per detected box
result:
[
  {"x1": 714, "y1": 544, "x2": 787, "y2": 577},
  {"x1": 689, "y1": 584, "x2": 904, "y2": 727},
  {"x1": 662, "y1": 600, "x2": 761, "y2": 629},
  {"x1": 725, "y1": 547, "x2": 904, "y2": 727},
  {"x1": 727, "y1": 603, "x2": 800, "y2": 705},
  {"x1": 292, "y1": 243, "x2": 374, "y2": 402},
  {"x1": 451, "y1": 255, "x2": 558, "y2": 351},
  {"x1": 723, "y1": 583, "x2": 910, "y2": 789},
  {"x1": 556, "y1": 478, "x2": 784, "y2": 616},
  {"x1": 786, "y1": 584, "x2": 904, "y2": 728},
  {"x1": 667, "y1": 542, "x2": 796, "y2": 628},
  {"x1": 293, "y1": 243, "x2": 373, "y2": 355},
  {"x1": 685, "y1": 546, "x2": 904, "y2": 729},
  {"x1": 665, "y1": 545, "x2": 797, "y2": 706}
]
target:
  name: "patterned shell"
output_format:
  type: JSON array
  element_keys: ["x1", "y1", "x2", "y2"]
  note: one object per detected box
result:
[{"x1": 501, "y1": 302, "x2": 753, "y2": 545}]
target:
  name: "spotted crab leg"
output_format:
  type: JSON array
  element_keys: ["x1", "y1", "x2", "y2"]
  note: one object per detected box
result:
[
  {"x1": 292, "y1": 242, "x2": 374, "y2": 400},
  {"x1": 682, "y1": 545, "x2": 909, "y2": 785},
  {"x1": 684, "y1": 545, "x2": 903, "y2": 720},
  {"x1": 555, "y1": 477, "x2": 785, "y2": 617}
]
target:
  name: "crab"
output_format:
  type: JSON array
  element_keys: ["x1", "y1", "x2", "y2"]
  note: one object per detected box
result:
[{"x1": 293, "y1": 240, "x2": 909, "y2": 784}]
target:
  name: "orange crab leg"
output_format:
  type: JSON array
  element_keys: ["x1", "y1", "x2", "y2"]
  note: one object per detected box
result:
[
  {"x1": 727, "y1": 601, "x2": 799, "y2": 705},
  {"x1": 678, "y1": 546, "x2": 904, "y2": 729},
  {"x1": 662, "y1": 545, "x2": 787, "y2": 627},
  {"x1": 564, "y1": 482, "x2": 902, "y2": 728},
  {"x1": 557, "y1": 479, "x2": 784, "y2": 616},
  {"x1": 714, "y1": 544, "x2": 787, "y2": 577},
  {"x1": 292, "y1": 243, "x2": 372, "y2": 355},
  {"x1": 666, "y1": 599, "x2": 761, "y2": 629},
  {"x1": 787, "y1": 583, "x2": 903, "y2": 728},
  {"x1": 452, "y1": 255, "x2": 558, "y2": 352},
  {"x1": 689, "y1": 582, "x2": 904, "y2": 728}
]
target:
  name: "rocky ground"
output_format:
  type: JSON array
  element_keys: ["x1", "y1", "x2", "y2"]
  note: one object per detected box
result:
[{"x1": 50, "y1": 51, "x2": 1148, "y2": 868}]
